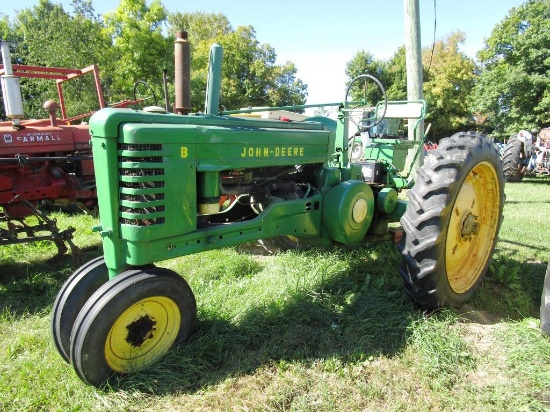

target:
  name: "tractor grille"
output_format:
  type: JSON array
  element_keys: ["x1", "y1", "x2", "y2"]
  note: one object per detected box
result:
[
  {"x1": 119, "y1": 143, "x2": 162, "y2": 151},
  {"x1": 120, "y1": 180, "x2": 164, "y2": 189},
  {"x1": 120, "y1": 193, "x2": 165, "y2": 202},
  {"x1": 118, "y1": 143, "x2": 166, "y2": 226},
  {"x1": 119, "y1": 168, "x2": 164, "y2": 177}
]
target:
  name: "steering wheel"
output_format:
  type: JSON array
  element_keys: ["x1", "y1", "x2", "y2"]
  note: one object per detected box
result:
[{"x1": 344, "y1": 74, "x2": 387, "y2": 131}]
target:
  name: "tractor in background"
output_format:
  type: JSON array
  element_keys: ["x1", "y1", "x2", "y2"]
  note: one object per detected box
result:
[
  {"x1": 0, "y1": 40, "x2": 145, "y2": 258},
  {"x1": 502, "y1": 128, "x2": 550, "y2": 181},
  {"x1": 50, "y1": 42, "x2": 505, "y2": 386}
]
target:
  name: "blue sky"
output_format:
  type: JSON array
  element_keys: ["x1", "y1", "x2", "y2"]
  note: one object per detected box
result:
[{"x1": 4, "y1": 0, "x2": 526, "y2": 106}]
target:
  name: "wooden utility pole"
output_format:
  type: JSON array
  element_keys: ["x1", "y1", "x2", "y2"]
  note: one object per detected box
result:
[{"x1": 404, "y1": 0, "x2": 424, "y2": 170}]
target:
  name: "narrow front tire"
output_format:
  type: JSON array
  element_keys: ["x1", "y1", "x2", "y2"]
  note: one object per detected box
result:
[{"x1": 69, "y1": 267, "x2": 196, "y2": 386}]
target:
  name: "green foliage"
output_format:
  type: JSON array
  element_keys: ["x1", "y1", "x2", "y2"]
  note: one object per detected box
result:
[
  {"x1": 345, "y1": 50, "x2": 387, "y2": 104},
  {"x1": 7, "y1": 0, "x2": 113, "y2": 119},
  {"x1": 167, "y1": 13, "x2": 307, "y2": 112},
  {"x1": 103, "y1": 0, "x2": 171, "y2": 104},
  {"x1": 167, "y1": 11, "x2": 232, "y2": 43},
  {"x1": 422, "y1": 31, "x2": 476, "y2": 139},
  {"x1": 345, "y1": 33, "x2": 475, "y2": 141},
  {"x1": 1, "y1": 4, "x2": 306, "y2": 118},
  {"x1": 384, "y1": 46, "x2": 408, "y2": 101},
  {"x1": 471, "y1": 0, "x2": 550, "y2": 138},
  {"x1": 488, "y1": 259, "x2": 522, "y2": 290}
]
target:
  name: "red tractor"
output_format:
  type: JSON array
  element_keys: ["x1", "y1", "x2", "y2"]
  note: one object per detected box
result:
[{"x1": 0, "y1": 41, "x2": 140, "y2": 258}]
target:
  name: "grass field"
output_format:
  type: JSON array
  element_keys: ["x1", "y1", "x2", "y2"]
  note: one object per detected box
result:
[{"x1": 1, "y1": 176, "x2": 549, "y2": 411}]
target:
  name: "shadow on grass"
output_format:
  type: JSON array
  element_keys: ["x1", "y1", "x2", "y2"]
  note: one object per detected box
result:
[
  {"x1": 510, "y1": 176, "x2": 550, "y2": 185},
  {"x1": 115, "y1": 246, "x2": 416, "y2": 394},
  {"x1": 498, "y1": 237, "x2": 550, "y2": 254},
  {"x1": 1, "y1": 239, "x2": 545, "y2": 395},
  {"x1": 111, "y1": 243, "x2": 545, "y2": 395},
  {"x1": 0, "y1": 246, "x2": 103, "y2": 317},
  {"x1": 470, "y1": 253, "x2": 547, "y2": 320},
  {"x1": 505, "y1": 200, "x2": 550, "y2": 204}
]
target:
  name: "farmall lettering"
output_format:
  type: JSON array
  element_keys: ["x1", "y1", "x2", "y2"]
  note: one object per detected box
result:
[{"x1": 17, "y1": 132, "x2": 62, "y2": 144}]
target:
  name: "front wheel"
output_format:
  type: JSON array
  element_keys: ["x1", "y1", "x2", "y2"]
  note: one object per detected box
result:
[
  {"x1": 398, "y1": 131, "x2": 504, "y2": 309},
  {"x1": 70, "y1": 267, "x2": 196, "y2": 386},
  {"x1": 51, "y1": 256, "x2": 109, "y2": 363}
]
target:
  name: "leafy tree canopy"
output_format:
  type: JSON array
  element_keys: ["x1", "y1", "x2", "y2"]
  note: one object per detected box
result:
[
  {"x1": 345, "y1": 32, "x2": 475, "y2": 140},
  {"x1": 472, "y1": 0, "x2": 550, "y2": 137},
  {"x1": 103, "y1": 0, "x2": 171, "y2": 104},
  {"x1": 344, "y1": 50, "x2": 387, "y2": 105},
  {"x1": 423, "y1": 31, "x2": 475, "y2": 138},
  {"x1": 1, "y1": 2, "x2": 307, "y2": 119},
  {"x1": 1, "y1": 0, "x2": 112, "y2": 119},
  {"x1": 168, "y1": 12, "x2": 307, "y2": 112}
]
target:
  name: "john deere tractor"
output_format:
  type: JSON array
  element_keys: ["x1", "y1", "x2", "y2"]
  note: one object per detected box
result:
[{"x1": 51, "y1": 44, "x2": 505, "y2": 386}]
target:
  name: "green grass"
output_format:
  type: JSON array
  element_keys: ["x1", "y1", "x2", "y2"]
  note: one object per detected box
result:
[{"x1": 1, "y1": 177, "x2": 549, "y2": 411}]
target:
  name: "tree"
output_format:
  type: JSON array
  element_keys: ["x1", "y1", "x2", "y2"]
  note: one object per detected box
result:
[
  {"x1": 471, "y1": 0, "x2": 550, "y2": 137},
  {"x1": 103, "y1": 0, "x2": 171, "y2": 105},
  {"x1": 422, "y1": 31, "x2": 476, "y2": 139},
  {"x1": 3, "y1": 4, "x2": 307, "y2": 117},
  {"x1": 168, "y1": 11, "x2": 231, "y2": 43},
  {"x1": 5, "y1": 0, "x2": 112, "y2": 119},
  {"x1": 345, "y1": 34, "x2": 475, "y2": 141},
  {"x1": 344, "y1": 50, "x2": 387, "y2": 104},
  {"x1": 168, "y1": 12, "x2": 307, "y2": 112},
  {"x1": 384, "y1": 46, "x2": 408, "y2": 101}
]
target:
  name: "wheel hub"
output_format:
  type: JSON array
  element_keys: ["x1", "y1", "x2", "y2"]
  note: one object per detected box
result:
[
  {"x1": 105, "y1": 296, "x2": 181, "y2": 373},
  {"x1": 460, "y1": 212, "x2": 479, "y2": 239},
  {"x1": 126, "y1": 315, "x2": 157, "y2": 347}
]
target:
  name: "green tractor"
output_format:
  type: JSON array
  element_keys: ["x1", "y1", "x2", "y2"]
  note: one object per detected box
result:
[{"x1": 51, "y1": 44, "x2": 505, "y2": 386}]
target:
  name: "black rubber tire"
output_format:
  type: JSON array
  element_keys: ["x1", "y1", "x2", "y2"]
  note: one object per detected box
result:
[
  {"x1": 502, "y1": 134, "x2": 525, "y2": 182},
  {"x1": 69, "y1": 267, "x2": 196, "y2": 387},
  {"x1": 51, "y1": 256, "x2": 109, "y2": 363},
  {"x1": 398, "y1": 131, "x2": 505, "y2": 309}
]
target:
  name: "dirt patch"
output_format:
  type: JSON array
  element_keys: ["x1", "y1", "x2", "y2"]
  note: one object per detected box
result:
[
  {"x1": 457, "y1": 308, "x2": 509, "y2": 388},
  {"x1": 457, "y1": 304, "x2": 505, "y2": 325}
]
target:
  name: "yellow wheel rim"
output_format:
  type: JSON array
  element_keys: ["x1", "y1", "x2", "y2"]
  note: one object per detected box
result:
[
  {"x1": 446, "y1": 161, "x2": 501, "y2": 294},
  {"x1": 105, "y1": 296, "x2": 181, "y2": 373}
]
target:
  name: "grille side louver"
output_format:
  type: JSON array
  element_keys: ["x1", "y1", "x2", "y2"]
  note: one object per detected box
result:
[{"x1": 118, "y1": 144, "x2": 166, "y2": 226}]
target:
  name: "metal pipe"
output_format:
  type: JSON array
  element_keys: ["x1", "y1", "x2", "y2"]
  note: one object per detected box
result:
[
  {"x1": 0, "y1": 41, "x2": 24, "y2": 121},
  {"x1": 163, "y1": 69, "x2": 170, "y2": 112},
  {"x1": 43, "y1": 99, "x2": 59, "y2": 127},
  {"x1": 204, "y1": 44, "x2": 223, "y2": 115},
  {"x1": 220, "y1": 101, "x2": 344, "y2": 115},
  {"x1": 174, "y1": 31, "x2": 191, "y2": 115}
]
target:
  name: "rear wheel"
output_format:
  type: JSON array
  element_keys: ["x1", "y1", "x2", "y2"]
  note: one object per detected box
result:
[
  {"x1": 398, "y1": 131, "x2": 504, "y2": 309},
  {"x1": 69, "y1": 267, "x2": 196, "y2": 387},
  {"x1": 502, "y1": 134, "x2": 525, "y2": 182}
]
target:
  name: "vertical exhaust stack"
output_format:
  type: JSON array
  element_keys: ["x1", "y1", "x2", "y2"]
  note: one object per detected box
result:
[
  {"x1": 0, "y1": 41, "x2": 24, "y2": 126},
  {"x1": 204, "y1": 44, "x2": 223, "y2": 115},
  {"x1": 174, "y1": 31, "x2": 191, "y2": 115}
]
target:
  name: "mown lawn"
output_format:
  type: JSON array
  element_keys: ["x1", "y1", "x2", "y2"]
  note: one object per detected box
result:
[{"x1": 1, "y1": 176, "x2": 549, "y2": 411}]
